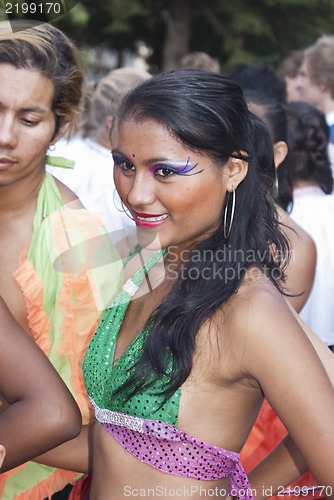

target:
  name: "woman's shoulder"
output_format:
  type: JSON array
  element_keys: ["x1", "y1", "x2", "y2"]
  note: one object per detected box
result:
[
  {"x1": 217, "y1": 267, "x2": 290, "y2": 346},
  {"x1": 211, "y1": 268, "x2": 311, "y2": 381}
]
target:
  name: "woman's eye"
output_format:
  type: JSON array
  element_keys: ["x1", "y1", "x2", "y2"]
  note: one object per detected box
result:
[
  {"x1": 114, "y1": 157, "x2": 134, "y2": 172},
  {"x1": 154, "y1": 166, "x2": 177, "y2": 177}
]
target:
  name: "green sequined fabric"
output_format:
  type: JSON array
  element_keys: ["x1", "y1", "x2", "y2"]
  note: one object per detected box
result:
[{"x1": 83, "y1": 247, "x2": 181, "y2": 426}]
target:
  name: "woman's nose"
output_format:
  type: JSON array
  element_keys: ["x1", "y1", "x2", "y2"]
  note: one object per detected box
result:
[{"x1": 126, "y1": 173, "x2": 156, "y2": 208}]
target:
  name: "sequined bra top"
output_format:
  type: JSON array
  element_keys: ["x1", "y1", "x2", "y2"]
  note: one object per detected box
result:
[{"x1": 83, "y1": 248, "x2": 254, "y2": 500}]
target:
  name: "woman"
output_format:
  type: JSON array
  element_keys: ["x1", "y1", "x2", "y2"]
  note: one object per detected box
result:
[
  {"x1": 39, "y1": 70, "x2": 334, "y2": 499},
  {"x1": 284, "y1": 101, "x2": 334, "y2": 349},
  {"x1": 0, "y1": 296, "x2": 81, "y2": 472}
]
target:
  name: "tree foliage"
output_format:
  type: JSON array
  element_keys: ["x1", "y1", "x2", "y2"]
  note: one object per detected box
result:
[{"x1": 52, "y1": 0, "x2": 334, "y2": 70}]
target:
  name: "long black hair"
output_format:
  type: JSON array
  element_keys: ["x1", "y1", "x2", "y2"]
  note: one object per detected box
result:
[
  {"x1": 284, "y1": 101, "x2": 333, "y2": 196},
  {"x1": 244, "y1": 90, "x2": 293, "y2": 210},
  {"x1": 116, "y1": 69, "x2": 290, "y2": 401}
]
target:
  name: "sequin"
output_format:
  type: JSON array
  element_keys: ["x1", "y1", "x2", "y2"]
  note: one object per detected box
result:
[{"x1": 90, "y1": 400, "x2": 253, "y2": 500}]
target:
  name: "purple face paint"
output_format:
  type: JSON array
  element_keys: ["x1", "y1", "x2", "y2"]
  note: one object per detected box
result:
[
  {"x1": 149, "y1": 157, "x2": 203, "y2": 177},
  {"x1": 112, "y1": 153, "x2": 204, "y2": 178}
]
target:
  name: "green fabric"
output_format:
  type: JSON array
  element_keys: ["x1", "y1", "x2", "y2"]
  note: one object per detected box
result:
[
  {"x1": 45, "y1": 155, "x2": 75, "y2": 169},
  {"x1": 2, "y1": 172, "x2": 123, "y2": 499},
  {"x1": 83, "y1": 247, "x2": 181, "y2": 426}
]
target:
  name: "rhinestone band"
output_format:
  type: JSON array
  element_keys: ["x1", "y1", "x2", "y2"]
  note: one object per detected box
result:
[
  {"x1": 122, "y1": 279, "x2": 140, "y2": 297},
  {"x1": 90, "y1": 397, "x2": 144, "y2": 433}
]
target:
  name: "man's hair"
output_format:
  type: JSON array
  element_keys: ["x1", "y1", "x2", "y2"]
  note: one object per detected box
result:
[
  {"x1": 0, "y1": 21, "x2": 83, "y2": 136},
  {"x1": 304, "y1": 36, "x2": 334, "y2": 98},
  {"x1": 177, "y1": 51, "x2": 220, "y2": 73},
  {"x1": 277, "y1": 50, "x2": 304, "y2": 79}
]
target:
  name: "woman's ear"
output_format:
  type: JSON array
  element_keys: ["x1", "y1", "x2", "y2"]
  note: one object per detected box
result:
[
  {"x1": 225, "y1": 154, "x2": 249, "y2": 191},
  {"x1": 273, "y1": 140, "x2": 288, "y2": 169}
]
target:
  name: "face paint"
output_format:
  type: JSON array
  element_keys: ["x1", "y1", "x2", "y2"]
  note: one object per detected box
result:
[
  {"x1": 113, "y1": 153, "x2": 203, "y2": 179},
  {"x1": 148, "y1": 157, "x2": 203, "y2": 178},
  {"x1": 114, "y1": 118, "x2": 227, "y2": 252}
]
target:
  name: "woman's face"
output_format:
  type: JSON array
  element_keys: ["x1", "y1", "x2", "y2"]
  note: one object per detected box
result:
[{"x1": 113, "y1": 118, "x2": 230, "y2": 252}]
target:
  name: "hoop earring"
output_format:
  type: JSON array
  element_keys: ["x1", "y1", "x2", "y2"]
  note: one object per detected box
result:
[
  {"x1": 223, "y1": 189, "x2": 235, "y2": 240},
  {"x1": 272, "y1": 172, "x2": 279, "y2": 199},
  {"x1": 121, "y1": 200, "x2": 135, "y2": 221},
  {"x1": 113, "y1": 189, "x2": 123, "y2": 213},
  {"x1": 113, "y1": 189, "x2": 135, "y2": 221},
  {"x1": 49, "y1": 144, "x2": 56, "y2": 152}
]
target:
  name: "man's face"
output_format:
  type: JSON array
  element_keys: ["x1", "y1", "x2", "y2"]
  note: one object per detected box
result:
[
  {"x1": 0, "y1": 63, "x2": 56, "y2": 187},
  {"x1": 295, "y1": 59, "x2": 324, "y2": 108}
]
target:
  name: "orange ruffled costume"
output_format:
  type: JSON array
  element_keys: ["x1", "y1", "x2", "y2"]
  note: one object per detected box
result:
[
  {"x1": 0, "y1": 173, "x2": 123, "y2": 500},
  {"x1": 241, "y1": 399, "x2": 325, "y2": 500}
]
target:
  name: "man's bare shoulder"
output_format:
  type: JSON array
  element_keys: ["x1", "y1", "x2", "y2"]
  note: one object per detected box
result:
[{"x1": 53, "y1": 177, "x2": 84, "y2": 209}]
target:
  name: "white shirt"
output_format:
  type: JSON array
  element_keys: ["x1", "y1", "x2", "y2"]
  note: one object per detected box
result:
[
  {"x1": 326, "y1": 111, "x2": 334, "y2": 178},
  {"x1": 290, "y1": 186, "x2": 334, "y2": 346}
]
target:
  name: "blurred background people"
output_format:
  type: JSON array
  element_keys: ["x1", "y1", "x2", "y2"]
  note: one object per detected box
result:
[
  {"x1": 225, "y1": 63, "x2": 287, "y2": 102},
  {"x1": 284, "y1": 101, "x2": 334, "y2": 349},
  {"x1": 245, "y1": 90, "x2": 316, "y2": 313},
  {"x1": 295, "y1": 36, "x2": 334, "y2": 171},
  {"x1": 177, "y1": 51, "x2": 220, "y2": 72},
  {"x1": 276, "y1": 49, "x2": 304, "y2": 102}
]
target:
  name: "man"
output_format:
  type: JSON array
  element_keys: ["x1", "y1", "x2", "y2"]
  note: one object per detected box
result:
[
  {"x1": 276, "y1": 49, "x2": 304, "y2": 103},
  {"x1": 0, "y1": 22, "x2": 122, "y2": 499},
  {"x1": 295, "y1": 36, "x2": 334, "y2": 170}
]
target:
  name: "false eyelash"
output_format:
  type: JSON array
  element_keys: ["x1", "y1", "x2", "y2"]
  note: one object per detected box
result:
[
  {"x1": 113, "y1": 154, "x2": 133, "y2": 167},
  {"x1": 154, "y1": 157, "x2": 203, "y2": 176}
]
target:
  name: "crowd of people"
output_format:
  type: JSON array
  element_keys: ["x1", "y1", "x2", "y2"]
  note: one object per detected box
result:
[{"x1": 0, "y1": 18, "x2": 334, "y2": 500}]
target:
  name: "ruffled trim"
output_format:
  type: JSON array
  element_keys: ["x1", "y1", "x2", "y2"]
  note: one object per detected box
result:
[
  {"x1": 13, "y1": 258, "x2": 51, "y2": 355},
  {"x1": 55, "y1": 271, "x2": 100, "y2": 423},
  {"x1": 68, "y1": 475, "x2": 92, "y2": 500},
  {"x1": 0, "y1": 468, "x2": 81, "y2": 500}
]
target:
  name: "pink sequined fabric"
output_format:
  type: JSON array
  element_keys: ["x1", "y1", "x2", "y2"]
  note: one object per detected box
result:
[{"x1": 91, "y1": 400, "x2": 253, "y2": 500}]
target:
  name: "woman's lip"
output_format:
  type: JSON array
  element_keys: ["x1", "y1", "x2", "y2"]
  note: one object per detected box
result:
[
  {"x1": 133, "y1": 211, "x2": 169, "y2": 220},
  {"x1": 133, "y1": 211, "x2": 170, "y2": 227}
]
